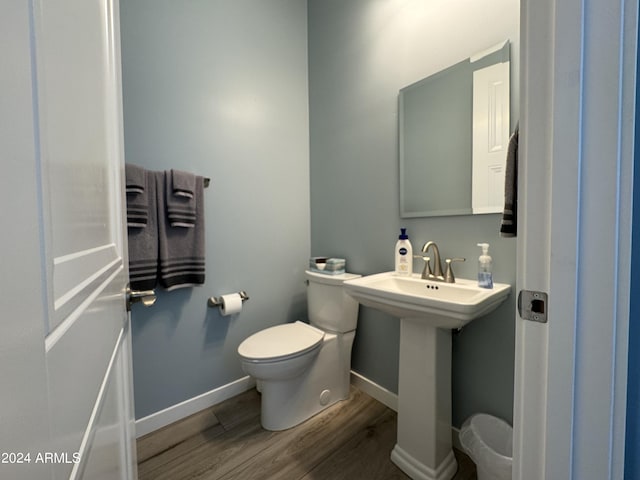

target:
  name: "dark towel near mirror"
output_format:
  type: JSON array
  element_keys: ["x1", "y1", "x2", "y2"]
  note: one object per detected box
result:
[{"x1": 500, "y1": 123, "x2": 519, "y2": 237}]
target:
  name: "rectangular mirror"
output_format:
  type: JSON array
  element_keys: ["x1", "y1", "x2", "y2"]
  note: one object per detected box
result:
[{"x1": 399, "y1": 41, "x2": 511, "y2": 218}]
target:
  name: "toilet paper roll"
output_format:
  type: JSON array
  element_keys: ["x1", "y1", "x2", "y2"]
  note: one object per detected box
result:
[{"x1": 220, "y1": 293, "x2": 242, "y2": 316}]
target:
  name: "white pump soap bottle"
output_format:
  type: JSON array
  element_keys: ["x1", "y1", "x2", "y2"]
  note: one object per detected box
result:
[
  {"x1": 395, "y1": 228, "x2": 413, "y2": 276},
  {"x1": 477, "y1": 243, "x2": 493, "y2": 289}
]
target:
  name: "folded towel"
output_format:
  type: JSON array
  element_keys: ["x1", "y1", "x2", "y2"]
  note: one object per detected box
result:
[
  {"x1": 126, "y1": 202, "x2": 148, "y2": 228},
  {"x1": 165, "y1": 170, "x2": 197, "y2": 227},
  {"x1": 126, "y1": 164, "x2": 150, "y2": 227},
  {"x1": 171, "y1": 169, "x2": 196, "y2": 199},
  {"x1": 309, "y1": 257, "x2": 346, "y2": 275},
  {"x1": 157, "y1": 171, "x2": 205, "y2": 290},
  {"x1": 500, "y1": 123, "x2": 519, "y2": 237},
  {"x1": 125, "y1": 164, "x2": 146, "y2": 194},
  {"x1": 127, "y1": 169, "x2": 158, "y2": 290}
]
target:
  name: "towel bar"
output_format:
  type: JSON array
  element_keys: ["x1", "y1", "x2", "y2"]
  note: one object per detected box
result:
[{"x1": 207, "y1": 290, "x2": 249, "y2": 307}]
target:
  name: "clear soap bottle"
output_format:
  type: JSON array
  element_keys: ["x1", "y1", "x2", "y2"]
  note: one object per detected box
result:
[{"x1": 477, "y1": 243, "x2": 493, "y2": 288}]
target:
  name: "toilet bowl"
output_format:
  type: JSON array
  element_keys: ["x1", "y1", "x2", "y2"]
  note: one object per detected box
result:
[
  {"x1": 239, "y1": 321, "x2": 324, "y2": 382},
  {"x1": 237, "y1": 270, "x2": 360, "y2": 431}
]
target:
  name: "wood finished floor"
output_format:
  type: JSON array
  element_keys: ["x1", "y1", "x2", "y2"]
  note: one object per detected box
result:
[{"x1": 137, "y1": 387, "x2": 477, "y2": 480}]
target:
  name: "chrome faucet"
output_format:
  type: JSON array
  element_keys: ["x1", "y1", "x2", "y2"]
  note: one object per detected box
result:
[
  {"x1": 415, "y1": 241, "x2": 465, "y2": 283},
  {"x1": 421, "y1": 241, "x2": 443, "y2": 280}
]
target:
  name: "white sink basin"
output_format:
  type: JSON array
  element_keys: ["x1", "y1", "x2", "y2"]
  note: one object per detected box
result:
[{"x1": 344, "y1": 271, "x2": 510, "y2": 329}]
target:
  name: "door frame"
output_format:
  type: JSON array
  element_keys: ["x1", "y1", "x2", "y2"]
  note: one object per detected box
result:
[
  {"x1": 0, "y1": 2, "x2": 53, "y2": 478},
  {"x1": 515, "y1": 0, "x2": 637, "y2": 478}
]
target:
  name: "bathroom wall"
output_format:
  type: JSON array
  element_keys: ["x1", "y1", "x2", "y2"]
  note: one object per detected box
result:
[
  {"x1": 624, "y1": 76, "x2": 640, "y2": 478},
  {"x1": 119, "y1": 0, "x2": 310, "y2": 419},
  {"x1": 308, "y1": 0, "x2": 519, "y2": 427}
]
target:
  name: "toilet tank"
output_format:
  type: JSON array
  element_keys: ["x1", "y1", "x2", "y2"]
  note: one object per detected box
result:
[{"x1": 305, "y1": 270, "x2": 361, "y2": 333}]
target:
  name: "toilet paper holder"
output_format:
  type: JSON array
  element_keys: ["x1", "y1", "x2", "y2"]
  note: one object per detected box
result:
[{"x1": 208, "y1": 290, "x2": 250, "y2": 308}]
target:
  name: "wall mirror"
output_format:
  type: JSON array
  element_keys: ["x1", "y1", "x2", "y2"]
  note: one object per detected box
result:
[{"x1": 399, "y1": 41, "x2": 511, "y2": 218}]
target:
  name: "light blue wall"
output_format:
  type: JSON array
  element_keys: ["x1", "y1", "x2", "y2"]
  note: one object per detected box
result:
[
  {"x1": 121, "y1": 0, "x2": 521, "y2": 427},
  {"x1": 119, "y1": 0, "x2": 310, "y2": 419},
  {"x1": 308, "y1": 0, "x2": 519, "y2": 427}
]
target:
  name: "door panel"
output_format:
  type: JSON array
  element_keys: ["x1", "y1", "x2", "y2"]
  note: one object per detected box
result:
[
  {"x1": 28, "y1": 0, "x2": 136, "y2": 478},
  {"x1": 46, "y1": 268, "x2": 127, "y2": 480},
  {"x1": 36, "y1": 0, "x2": 123, "y2": 333},
  {"x1": 36, "y1": 0, "x2": 114, "y2": 252},
  {"x1": 72, "y1": 327, "x2": 132, "y2": 480}
]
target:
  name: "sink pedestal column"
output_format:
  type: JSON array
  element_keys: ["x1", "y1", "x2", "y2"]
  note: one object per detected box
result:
[{"x1": 391, "y1": 318, "x2": 458, "y2": 480}]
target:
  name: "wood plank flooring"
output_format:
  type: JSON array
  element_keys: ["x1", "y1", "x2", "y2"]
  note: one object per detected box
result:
[{"x1": 137, "y1": 387, "x2": 477, "y2": 480}]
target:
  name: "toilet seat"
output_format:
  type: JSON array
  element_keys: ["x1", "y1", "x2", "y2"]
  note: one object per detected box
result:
[{"x1": 238, "y1": 321, "x2": 325, "y2": 363}]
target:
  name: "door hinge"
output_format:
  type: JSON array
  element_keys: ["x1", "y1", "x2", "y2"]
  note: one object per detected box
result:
[{"x1": 518, "y1": 290, "x2": 548, "y2": 323}]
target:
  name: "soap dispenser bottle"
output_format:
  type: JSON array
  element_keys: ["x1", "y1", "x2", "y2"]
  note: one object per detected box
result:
[
  {"x1": 395, "y1": 228, "x2": 413, "y2": 276},
  {"x1": 477, "y1": 243, "x2": 493, "y2": 288}
]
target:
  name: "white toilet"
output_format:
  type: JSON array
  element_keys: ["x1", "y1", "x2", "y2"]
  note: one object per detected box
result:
[{"x1": 237, "y1": 270, "x2": 361, "y2": 431}]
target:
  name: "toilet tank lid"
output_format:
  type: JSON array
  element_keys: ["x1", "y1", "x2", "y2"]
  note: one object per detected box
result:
[
  {"x1": 304, "y1": 270, "x2": 361, "y2": 286},
  {"x1": 238, "y1": 321, "x2": 325, "y2": 361}
]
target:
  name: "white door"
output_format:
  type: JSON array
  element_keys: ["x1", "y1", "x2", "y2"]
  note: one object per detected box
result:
[
  {"x1": 514, "y1": 0, "x2": 636, "y2": 478},
  {"x1": 472, "y1": 61, "x2": 510, "y2": 214},
  {"x1": 1, "y1": 1, "x2": 137, "y2": 479}
]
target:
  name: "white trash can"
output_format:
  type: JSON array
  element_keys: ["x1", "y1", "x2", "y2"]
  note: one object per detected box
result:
[{"x1": 459, "y1": 413, "x2": 513, "y2": 480}]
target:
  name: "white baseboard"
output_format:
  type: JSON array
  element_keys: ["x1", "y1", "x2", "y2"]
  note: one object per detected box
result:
[
  {"x1": 135, "y1": 376, "x2": 256, "y2": 438},
  {"x1": 451, "y1": 426, "x2": 463, "y2": 452},
  {"x1": 350, "y1": 370, "x2": 398, "y2": 412},
  {"x1": 136, "y1": 372, "x2": 394, "y2": 438},
  {"x1": 135, "y1": 370, "x2": 464, "y2": 453}
]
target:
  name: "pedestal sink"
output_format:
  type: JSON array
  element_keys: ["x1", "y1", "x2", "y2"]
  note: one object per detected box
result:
[{"x1": 344, "y1": 272, "x2": 510, "y2": 480}]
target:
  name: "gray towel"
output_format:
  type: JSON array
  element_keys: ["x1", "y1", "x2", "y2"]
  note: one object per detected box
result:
[
  {"x1": 166, "y1": 170, "x2": 197, "y2": 227},
  {"x1": 500, "y1": 123, "x2": 519, "y2": 237},
  {"x1": 171, "y1": 169, "x2": 196, "y2": 199},
  {"x1": 127, "y1": 169, "x2": 158, "y2": 289},
  {"x1": 157, "y1": 171, "x2": 205, "y2": 290},
  {"x1": 126, "y1": 164, "x2": 149, "y2": 227},
  {"x1": 125, "y1": 163, "x2": 146, "y2": 194},
  {"x1": 126, "y1": 203, "x2": 148, "y2": 227}
]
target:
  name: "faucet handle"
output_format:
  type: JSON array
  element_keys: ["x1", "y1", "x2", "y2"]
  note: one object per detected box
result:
[
  {"x1": 444, "y1": 258, "x2": 466, "y2": 283},
  {"x1": 413, "y1": 254, "x2": 432, "y2": 279}
]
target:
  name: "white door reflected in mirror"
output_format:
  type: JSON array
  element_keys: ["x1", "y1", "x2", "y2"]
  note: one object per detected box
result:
[{"x1": 472, "y1": 60, "x2": 510, "y2": 214}]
